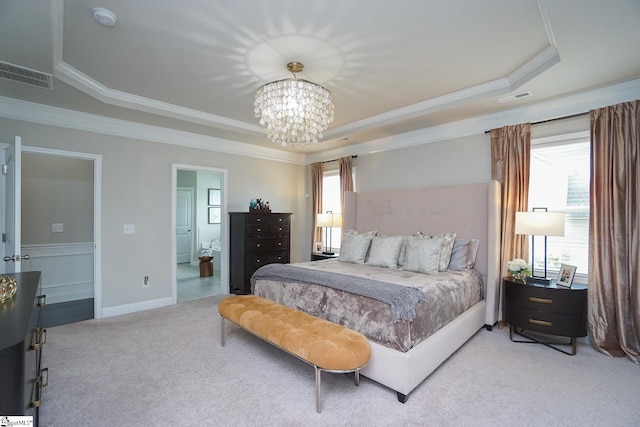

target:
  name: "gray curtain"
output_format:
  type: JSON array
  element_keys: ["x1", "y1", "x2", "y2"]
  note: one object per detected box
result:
[
  {"x1": 311, "y1": 162, "x2": 323, "y2": 252},
  {"x1": 588, "y1": 100, "x2": 640, "y2": 364}
]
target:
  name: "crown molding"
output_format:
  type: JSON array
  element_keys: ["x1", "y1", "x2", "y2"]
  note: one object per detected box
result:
[
  {"x1": 53, "y1": 62, "x2": 264, "y2": 135},
  {"x1": 2, "y1": 78, "x2": 638, "y2": 167},
  {"x1": 0, "y1": 96, "x2": 305, "y2": 165},
  {"x1": 306, "y1": 78, "x2": 640, "y2": 164}
]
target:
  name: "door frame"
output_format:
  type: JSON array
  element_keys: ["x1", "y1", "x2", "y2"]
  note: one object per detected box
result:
[
  {"x1": 171, "y1": 163, "x2": 229, "y2": 304},
  {"x1": 23, "y1": 146, "x2": 103, "y2": 319}
]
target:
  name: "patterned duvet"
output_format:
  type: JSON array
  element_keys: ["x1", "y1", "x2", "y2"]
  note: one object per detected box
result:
[{"x1": 252, "y1": 259, "x2": 483, "y2": 352}]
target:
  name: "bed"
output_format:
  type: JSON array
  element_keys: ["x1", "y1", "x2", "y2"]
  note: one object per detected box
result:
[{"x1": 252, "y1": 181, "x2": 501, "y2": 402}]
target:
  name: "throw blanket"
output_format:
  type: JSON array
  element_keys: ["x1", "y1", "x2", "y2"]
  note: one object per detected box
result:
[{"x1": 250, "y1": 263, "x2": 427, "y2": 322}]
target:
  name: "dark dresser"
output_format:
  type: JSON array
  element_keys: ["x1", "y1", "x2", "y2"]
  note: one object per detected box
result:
[
  {"x1": 503, "y1": 277, "x2": 587, "y2": 355},
  {"x1": 229, "y1": 212, "x2": 292, "y2": 294},
  {"x1": 0, "y1": 271, "x2": 47, "y2": 425}
]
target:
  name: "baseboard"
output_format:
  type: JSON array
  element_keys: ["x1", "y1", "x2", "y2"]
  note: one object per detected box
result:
[{"x1": 101, "y1": 296, "x2": 173, "y2": 318}]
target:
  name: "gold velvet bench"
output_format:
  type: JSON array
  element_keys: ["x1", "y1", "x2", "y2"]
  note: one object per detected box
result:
[{"x1": 218, "y1": 295, "x2": 371, "y2": 413}]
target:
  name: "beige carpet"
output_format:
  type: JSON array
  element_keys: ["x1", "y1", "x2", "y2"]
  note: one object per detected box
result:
[{"x1": 40, "y1": 295, "x2": 640, "y2": 426}]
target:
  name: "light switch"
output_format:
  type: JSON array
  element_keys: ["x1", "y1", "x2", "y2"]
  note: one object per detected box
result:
[
  {"x1": 52, "y1": 223, "x2": 64, "y2": 233},
  {"x1": 123, "y1": 224, "x2": 135, "y2": 234}
]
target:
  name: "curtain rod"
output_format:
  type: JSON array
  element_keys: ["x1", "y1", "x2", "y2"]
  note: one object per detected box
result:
[
  {"x1": 484, "y1": 111, "x2": 589, "y2": 134},
  {"x1": 322, "y1": 155, "x2": 358, "y2": 164}
]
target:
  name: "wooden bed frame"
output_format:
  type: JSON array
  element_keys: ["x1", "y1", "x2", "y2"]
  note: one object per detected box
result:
[{"x1": 342, "y1": 181, "x2": 501, "y2": 402}]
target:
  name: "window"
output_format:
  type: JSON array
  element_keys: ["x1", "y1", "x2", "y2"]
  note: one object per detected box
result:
[
  {"x1": 320, "y1": 169, "x2": 355, "y2": 252},
  {"x1": 529, "y1": 135, "x2": 590, "y2": 282}
]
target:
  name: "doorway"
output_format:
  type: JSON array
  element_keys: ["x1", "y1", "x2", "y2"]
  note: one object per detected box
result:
[
  {"x1": 10, "y1": 144, "x2": 102, "y2": 324},
  {"x1": 172, "y1": 164, "x2": 228, "y2": 303}
]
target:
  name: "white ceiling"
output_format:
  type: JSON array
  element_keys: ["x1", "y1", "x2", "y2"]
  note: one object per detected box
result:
[{"x1": 1, "y1": 0, "x2": 639, "y2": 156}]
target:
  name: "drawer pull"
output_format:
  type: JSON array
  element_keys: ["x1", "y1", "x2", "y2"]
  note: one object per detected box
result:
[
  {"x1": 257, "y1": 228, "x2": 261, "y2": 232},
  {"x1": 529, "y1": 318, "x2": 553, "y2": 327},
  {"x1": 41, "y1": 367, "x2": 49, "y2": 388},
  {"x1": 256, "y1": 259, "x2": 261, "y2": 263},
  {"x1": 30, "y1": 327, "x2": 46, "y2": 350},
  {"x1": 278, "y1": 218, "x2": 283, "y2": 222},
  {"x1": 30, "y1": 375, "x2": 43, "y2": 408},
  {"x1": 278, "y1": 242, "x2": 282, "y2": 246},
  {"x1": 529, "y1": 296, "x2": 552, "y2": 304},
  {"x1": 256, "y1": 243, "x2": 261, "y2": 248},
  {"x1": 256, "y1": 218, "x2": 261, "y2": 222}
]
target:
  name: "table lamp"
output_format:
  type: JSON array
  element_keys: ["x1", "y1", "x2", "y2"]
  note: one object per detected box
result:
[
  {"x1": 316, "y1": 211, "x2": 342, "y2": 255},
  {"x1": 515, "y1": 208, "x2": 565, "y2": 283}
]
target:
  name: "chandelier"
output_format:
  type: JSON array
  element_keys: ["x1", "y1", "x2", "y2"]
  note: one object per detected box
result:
[{"x1": 254, "y1": 62, "x2": 335, "y2": 148}]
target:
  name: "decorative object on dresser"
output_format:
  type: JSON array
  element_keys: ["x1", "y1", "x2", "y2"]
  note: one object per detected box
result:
[
  {"x1": 229, "y1": 212, "x2": 291, "y2": 294},
  {"x1": 316, "y1": 211, "x2": 342, "y2": 255},
  {"x1": 0, "y1": 272, "x2": 47, "y2": 425},
  {"x1": 502, "y1": 277, "x2": 587, "y2": 355},
  {"x1": 515, "y1": 208, "x2": 565, "y2": 284},
  {"x1": 0, "y1": 275, "x2": 18, "y2": 302},
  {"x1": 249, "y1": 198, "x2": 271, "y2": 213}
]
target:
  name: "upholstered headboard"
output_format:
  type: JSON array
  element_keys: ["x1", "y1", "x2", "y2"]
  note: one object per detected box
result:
[{"x1": 343, "y1": 181, "x2": 501, "y2": 325}]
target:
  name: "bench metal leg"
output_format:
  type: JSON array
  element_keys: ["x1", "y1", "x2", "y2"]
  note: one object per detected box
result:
[
  {"x1": 354, "y1": 368, "x2": 360, "y2": 386},
  {"x1": 220, "y1": 316, "x2": 225, "y2": 347},
  {"x1": 315, "y1": 366, "x2": 322, "y2": 413}
]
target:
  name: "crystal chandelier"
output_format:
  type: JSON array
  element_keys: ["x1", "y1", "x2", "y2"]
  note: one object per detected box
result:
[{"x1": 254, "y1": 62, "x2": 335, "y2": 148}]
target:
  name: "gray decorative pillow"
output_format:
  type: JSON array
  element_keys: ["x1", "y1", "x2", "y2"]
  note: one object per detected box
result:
[
  {"x1": 402, "y1": 236, "x2": 441, "y2": 274},
  {"x1": 396, "y1": 236, "x2": 409, "y2": 267},
  {"x1": 337, "y1": 230, "x2": 376, "y2": 264},
  {"x1": 448, "y1": 238, "x2": 480, "y2": 270},
  {"x1": 415, "y1": 231, "x2": 457, "y2": 271},
  {"x1": 365, "y1": 235, "x2": 404, "y2": 269}
]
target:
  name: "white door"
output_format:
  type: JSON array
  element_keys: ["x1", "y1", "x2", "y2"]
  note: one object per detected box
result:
[
  {"x1": 2, "y1": 136, "x2": 24, "y2": 274},
  {"x1": 176, "y1": 188, "x2": 193, "y2": 263}
]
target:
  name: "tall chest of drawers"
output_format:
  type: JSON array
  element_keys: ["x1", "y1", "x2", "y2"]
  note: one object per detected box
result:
[
  {"x1": 0, "y1": 271, "x2": 47, "y2": 425},
  {"x1": 229, "y1": 212, "x2": 292, "y2": 294}
]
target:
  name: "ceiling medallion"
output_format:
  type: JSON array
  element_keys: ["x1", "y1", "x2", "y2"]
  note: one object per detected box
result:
[{"x1": 254, "y1": 62, "x2": 335, "y2": 148}]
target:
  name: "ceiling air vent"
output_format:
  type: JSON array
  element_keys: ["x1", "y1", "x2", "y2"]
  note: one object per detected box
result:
[
  {"x1": 498, "y1": 91, "x2": 532, "y2": 103},
  {"x1": 0, "y1": 60, "x2": 53, "y2": 90}
]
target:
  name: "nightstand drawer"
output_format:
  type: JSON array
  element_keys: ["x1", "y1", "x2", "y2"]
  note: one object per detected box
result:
[
  {"x1": 505, "y1": 307, "x2": 586, "y2": 337},
  {"x1": 505, "y1": 283, "x2": 580, "y2": 314}
]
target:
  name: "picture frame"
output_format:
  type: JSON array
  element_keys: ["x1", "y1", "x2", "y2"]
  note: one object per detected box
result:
[
  {"x1": 208, "y1": 207, "x2": 221, "y2": 224},
  {"x1": 208, "y1": 189, "x2": 220, "y2": 206},
  {"x1": 314, "y1": 241, "x2": 323, "y2": 253},
  {"x1": 557, "y1": 264, "x2": 577, "y2": 287}
]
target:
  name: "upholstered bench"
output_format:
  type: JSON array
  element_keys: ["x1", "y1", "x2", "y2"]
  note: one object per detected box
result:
[{"x1": 218, "y1": 295, "x2": 371, "y2": 413}]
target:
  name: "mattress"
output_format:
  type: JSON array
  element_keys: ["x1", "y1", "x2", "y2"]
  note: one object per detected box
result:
[{"x1": 252, "y1": 259, "x2": 483, "y2": 352}]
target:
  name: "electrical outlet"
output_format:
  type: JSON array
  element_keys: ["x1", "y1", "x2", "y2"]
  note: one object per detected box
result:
[{"x1": 142, "y1": 276, "x2": 149, "y2": 288}]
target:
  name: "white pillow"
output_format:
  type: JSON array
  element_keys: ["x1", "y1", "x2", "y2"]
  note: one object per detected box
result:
[
  {"x1": 402, "y1": 236, "x2": 441, "y2": 274},
  {"x1": 337, "y1": 230, "x2": 376, "y2": 264},
  {"x1": 365, "y1": 235, "x2": 404, "y2": 269}
]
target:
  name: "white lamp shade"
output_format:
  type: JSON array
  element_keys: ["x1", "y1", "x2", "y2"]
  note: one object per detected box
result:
[
  {"x1": 316, "y1": 212, "x2": 342, "y2": 228},
  {"x1": 515, "y1": 211, "x2": 565, "y2": 236}
]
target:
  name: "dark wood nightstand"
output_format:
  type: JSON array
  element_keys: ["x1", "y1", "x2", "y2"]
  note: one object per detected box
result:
[
  {"x1": 503, "y1": 277, "x2": 587, "y2": 355},
  {"x1": 311, "y1": 253, "x2": 339, "y2": 261}
]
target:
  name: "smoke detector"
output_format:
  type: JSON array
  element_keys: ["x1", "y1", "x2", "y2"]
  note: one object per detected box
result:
[{"x1": 92, "y1": 7, "x2": 117, "y2": 27}]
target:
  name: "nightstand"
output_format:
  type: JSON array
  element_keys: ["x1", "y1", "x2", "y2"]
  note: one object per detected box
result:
[
  {"x1": 311, "y1": 253, "x2": 339, "y2": 261},
  {"x1": 503, "y1": 277, "x2": 587, "y2": 355}
]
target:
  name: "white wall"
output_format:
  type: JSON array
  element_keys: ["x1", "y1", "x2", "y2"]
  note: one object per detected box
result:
[{"x1": 0, "y1": 118, "x2": 307, "y2": 312}]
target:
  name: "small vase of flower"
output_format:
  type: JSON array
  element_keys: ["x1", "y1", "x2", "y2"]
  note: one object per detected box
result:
[{"x1": 507, "y1": 258, "x2": 531, "y2": 283}]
